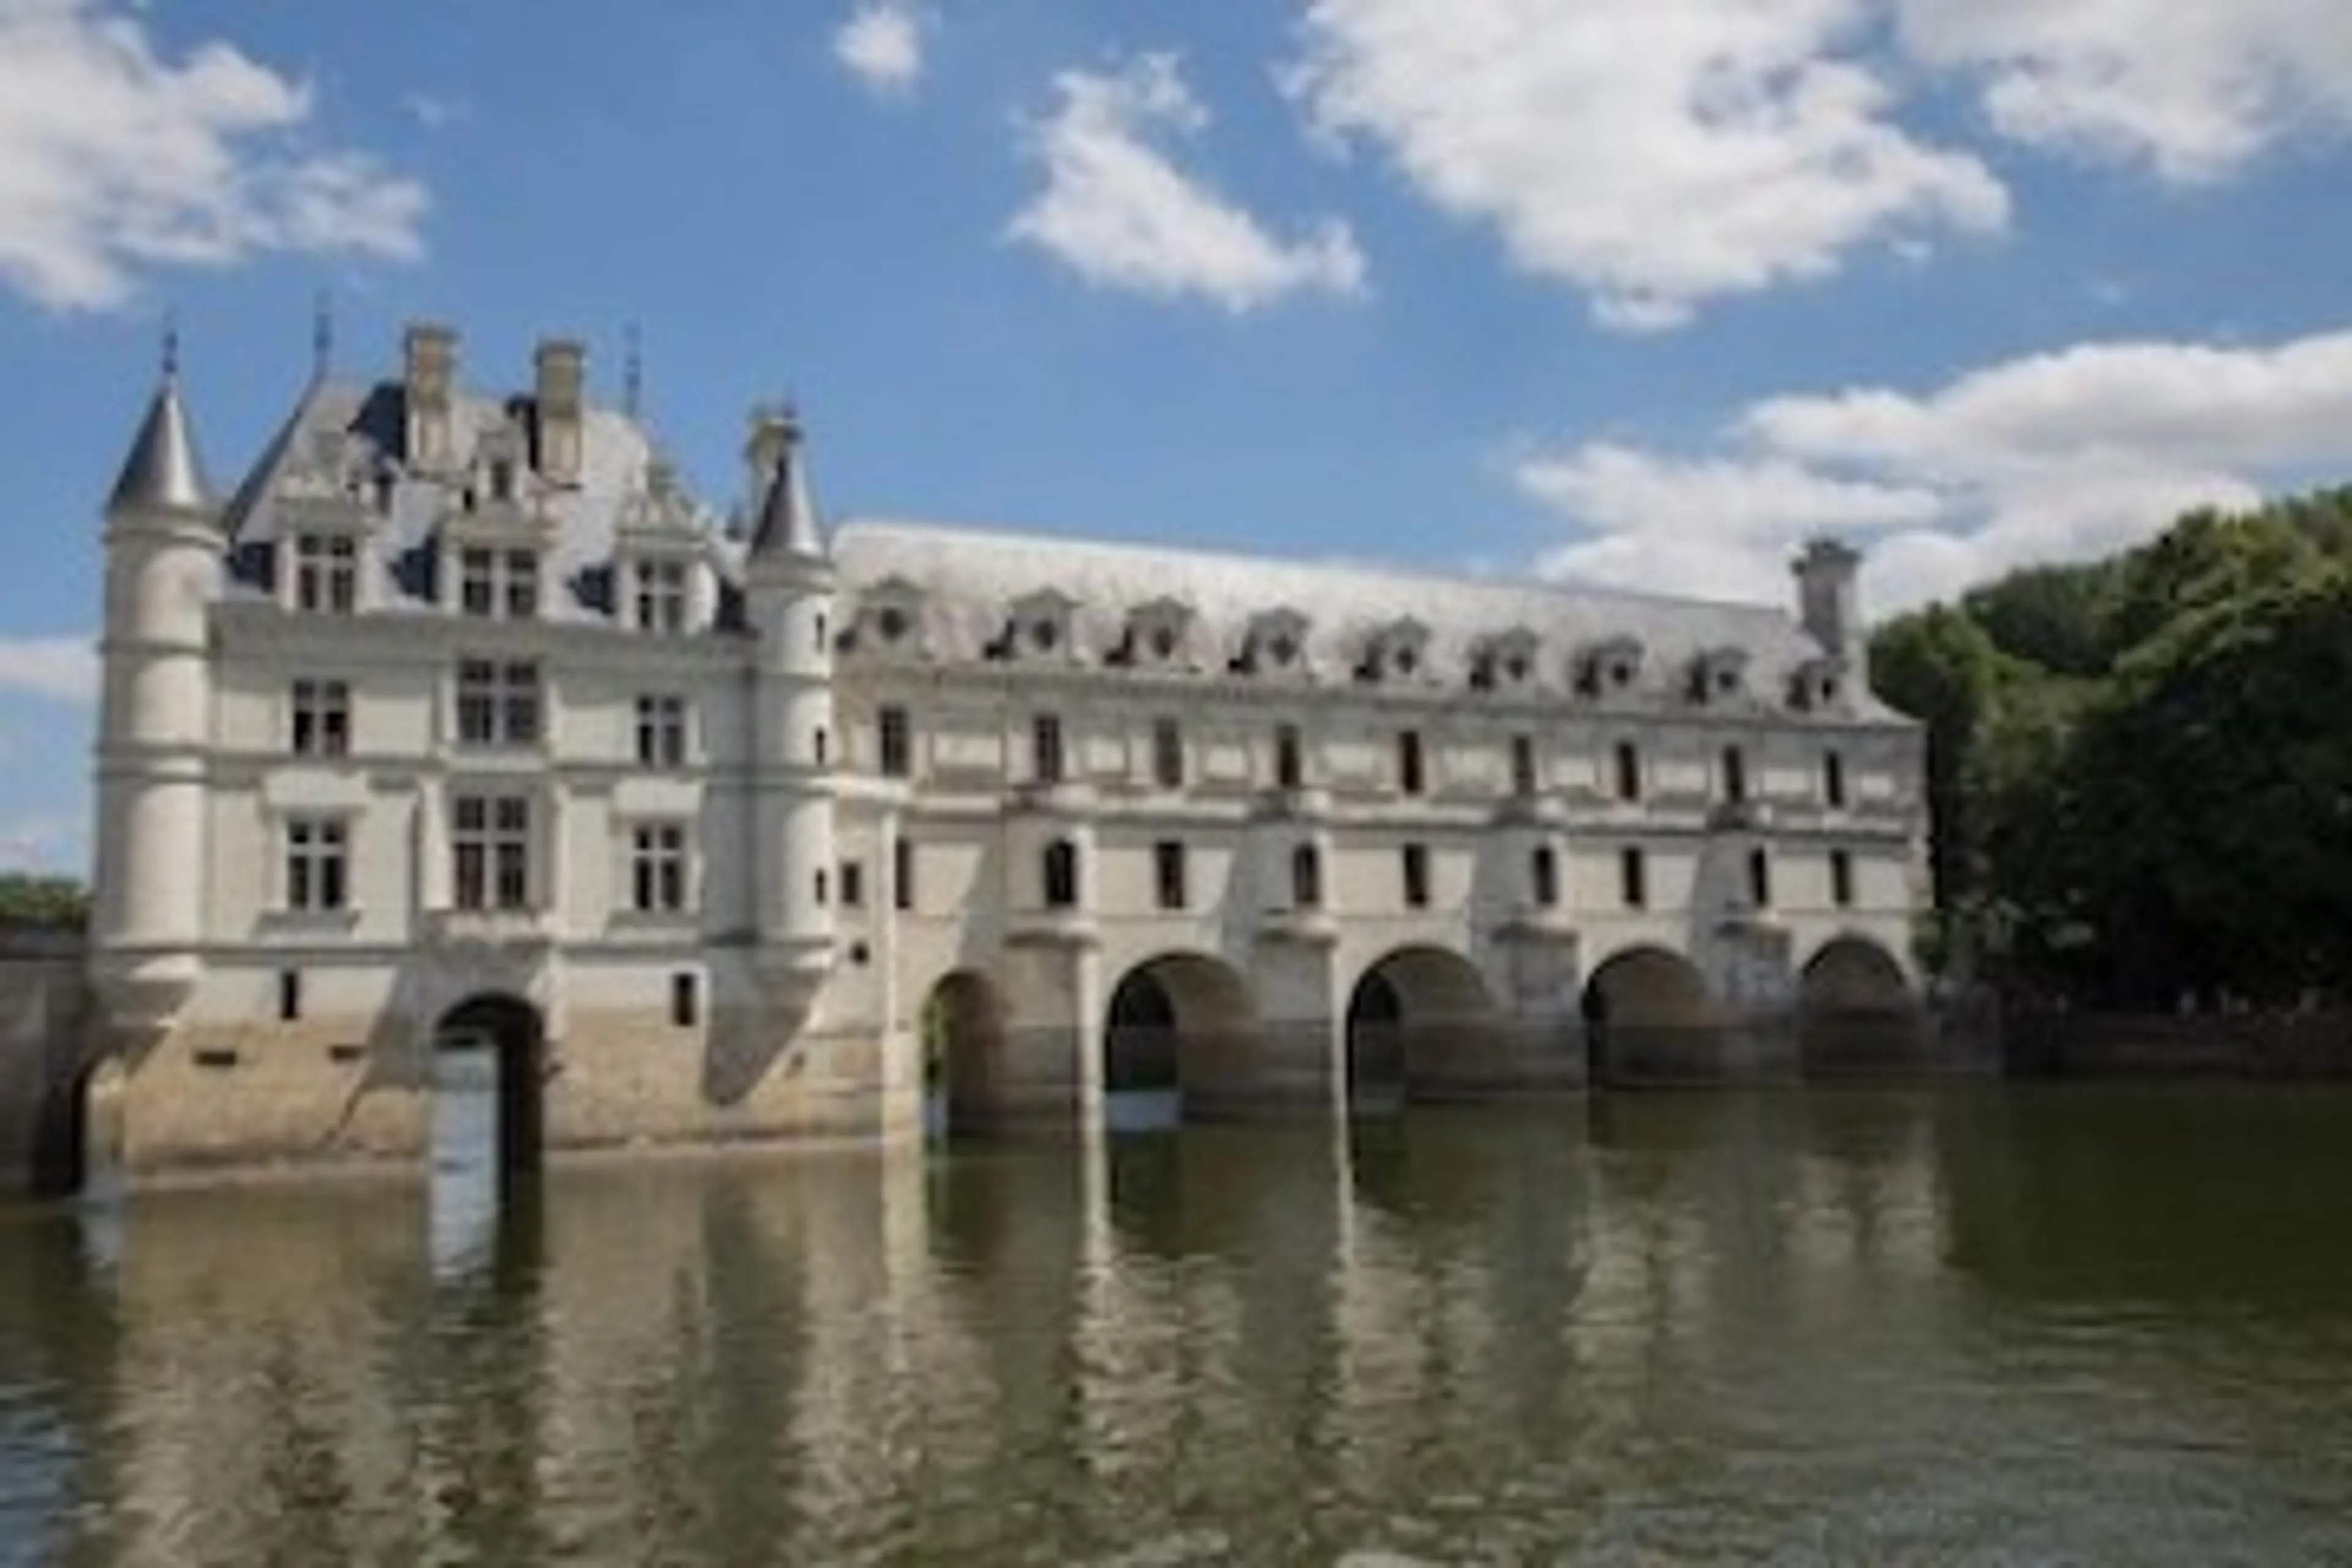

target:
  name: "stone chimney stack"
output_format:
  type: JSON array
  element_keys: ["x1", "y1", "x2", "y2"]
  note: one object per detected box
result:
[
  {"x1": 402, "y1": 322, "x2": 458, "y2": 470},
  {"x1": 1793, "y1": 537, "x2": 1866, "y2": 688},
  {"x1": 533, "y1": 336, "x2": 586, "y2": 486}
]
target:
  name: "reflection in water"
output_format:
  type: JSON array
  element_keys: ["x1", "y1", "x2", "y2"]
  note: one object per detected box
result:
[
  {"x1": 5, "y1": 1088, "x2": 2352, "y2": 1563},
  {"x1": 429, "y1": 1046, "x2": 500, "y2": 1279}
]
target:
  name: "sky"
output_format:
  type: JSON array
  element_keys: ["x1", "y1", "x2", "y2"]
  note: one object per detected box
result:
[{"x1": 3, "y1": 0, "x2": 2352, "y2": 875}]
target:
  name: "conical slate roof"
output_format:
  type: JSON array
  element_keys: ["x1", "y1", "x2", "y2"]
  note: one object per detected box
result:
[
  {"x1": 748, "y1": 411, "x2": 825, "y2": 561},
  {"x1": 107, "y1": 367, "x2": 212, "y2": 514}
]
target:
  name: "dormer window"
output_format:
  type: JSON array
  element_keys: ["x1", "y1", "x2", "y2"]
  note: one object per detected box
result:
[
  {"x1": 489, "y1": 458, "x2": 516, "y2": 504},
  {"x1": 1581, "y1": 636, "x2": 1645, "y2": 697},
  {"x1": 1472, "y1": 628, "x2": 1542, "y2": 692},
  {"x1": 458, "y1": 546, "x2": 539, "y2": 620},
  {"x1": 854, "y1": 576, "x2": 927, "y2": 658},
  {"x1": 633, "y1": 558, "x2": 690, "y2": 633},
  {"x1": 1237, "y1": 608, "x2": 1313, "y2": 677},
  {"x1": 1359, "y1": 618, "x2": 1431, "y2": 685},
  {"x1": 1122, "y1": 597, "x2": 1194, "y2": 669},
  {"x1": 1005, "y1": 589, "x2": 1077, "y2": 663},
  {"x1": 287, "y1": 531, "x2": 360, "y2": 614},
  {"x1": 1789, "y1": 657, "x2": 1846, "y2": 712},
  {"x1": 1691, "y1": 647, "x2": 1750, "y2": 705}
]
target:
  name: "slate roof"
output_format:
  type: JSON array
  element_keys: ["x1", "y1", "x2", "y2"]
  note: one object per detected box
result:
[
  {"x1": 219, "y1": 376, "x2": 740, "y2": 617},
  {"x1": 107, "y1": 371, "x2": 213, "y2": 514},
  {"x1": 829, "y1": 519, "x2": 1891, "y2": 718}
]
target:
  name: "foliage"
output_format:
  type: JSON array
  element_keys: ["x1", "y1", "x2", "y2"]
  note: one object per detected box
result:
[
  {"x1": 1870, "y1": 488, "x2": 2352, "y2": 1007},
  {"x1": 0, "y1": 874, "x2": 89, "y2": 934}
]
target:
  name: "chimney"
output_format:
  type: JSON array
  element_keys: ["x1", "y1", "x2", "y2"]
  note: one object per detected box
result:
[
  {"x1": 533, "y1": 337, "x2": 586, "y2": 486},
  {"x1": 1792, "y1": 537, "x2": 1866, "y2": 687},
  {"x1": 402, "y1": 322, "x2": 458, "y2": 470}
]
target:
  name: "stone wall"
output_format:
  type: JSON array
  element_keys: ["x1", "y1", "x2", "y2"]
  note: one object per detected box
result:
[{"x1": 0, "y1": 941, "x2": 92, "y2": 1198}]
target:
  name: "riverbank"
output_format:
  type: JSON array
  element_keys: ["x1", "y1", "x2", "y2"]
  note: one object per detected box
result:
[{"x1": 2002, "y1": 1008, "x2": 2352, "y2": 1079}]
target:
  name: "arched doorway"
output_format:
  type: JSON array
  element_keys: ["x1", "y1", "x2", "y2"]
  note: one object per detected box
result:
[
  {"x1": 1581, "y1": 946, "x2": 1714, "y2": 1085},
  {"x1": 1346, "y1": 945, "x2": 1500, "y2": 1111},
  {"x1": 432, "y1": 995, "x2": 545, "y2": 1182},
  {"x1": 1798, "y1": 937, "x2": 1921, "y2": 1076},
  {"x1": 922, "y1": 970, "x2": 1008, "y2": 1140},
  {"x1": 1102, "y1": 954, "x2": 1255, "y2": 1129}
]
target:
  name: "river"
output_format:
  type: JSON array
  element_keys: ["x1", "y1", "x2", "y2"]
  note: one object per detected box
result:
[{"x1": 4, "y1": 1085, "x2": 2351, "y2": 1565}]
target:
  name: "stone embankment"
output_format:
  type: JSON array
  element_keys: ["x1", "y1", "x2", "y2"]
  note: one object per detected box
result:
[{"x1": 0, "y1": 936, "x2": 91, "y2": 1199}]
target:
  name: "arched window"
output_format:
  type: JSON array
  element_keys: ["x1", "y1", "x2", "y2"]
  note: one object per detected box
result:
[
  {"x1": 1042, "y1": 839, "x2": 1080, "y2": 910},
  {"x1": 1291, "y1": 842, "x2": 1322, "y2": 910}
]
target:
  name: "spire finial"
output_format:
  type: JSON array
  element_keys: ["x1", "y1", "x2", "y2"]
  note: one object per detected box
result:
[
  {"x1": 160, "y1": 311, "x2": 179, "y2": 380},
  {"x1": 311, "y1": 288, "x2": 334, "y2": 381},
  {"x1": 624, "y1": 322, "x2": 644, "y2": 420}
]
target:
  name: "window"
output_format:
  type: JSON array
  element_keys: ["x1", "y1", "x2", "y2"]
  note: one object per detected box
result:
[
  {"x1": 1291, "y1": 842, "x2": 1322, "y2": 910},
  {"x1": 1033, "y1": 713, "x2": 1065, "y2": 785},
  {"x1": 893, "y1": 835, "x2": 915, "y2": 911},
  {"x1": 1275, "y1": 725, "x2": 1303, "y2": 790},
  {"x1": 634, "y1": 559, "x2": 689, "y2": 633},
  {"x1": 635, "y1": 695, "x2": 687, "y2": 768},
  {"x1": 1154, "y1": 840, "x2": 1187, "y2": 911},
  {"x1": 1831, "y1": 849, "x2": 1855, "y2": 908},
  {"x1": 814, "y1": 869, "x2": 829, "y2": 907},
  {"x1": 453, "y1": 793, "x2": 532, "y2": 911},
  {"x1": 277, "y1": 970, "x2": 303, "y2": 1023},
  {"x1": 1747, "y1": 848, "x2": 1772, "y2": 908},
  {"x1": 1721, "y1": 745, "x2": 1747, "y2": 804},
  {"x1": 840, "y1": 861, "x2": 864, "y2": 908},
  {"x1": 878, "y1": 705, "x2": 912, "y2": 779},
  {"x1": 813, "y1": 728, "x2": 829, "y2": 767},
  {"x1": 290, "y1": 533, "x2": 358, "y2": 613},
  {"x1": 671, "y1": 972, "x2": 699, "y2": 1028},
  {"x1": 1042, "y1": 838, "x2": 1079, "y2": 910},
  {"x1": 1620, "y1": 846, "x2": 1647, "y2": 909},
  {"x1": 1398, "y1": 730, "x2": 1425, "y2": 796},
  {"x1": 1823, "y1": 751, "x2": 1847, "y2": 810},
  {"x1": 456, "y1": 659, "x2": 541, "y2": 747},
  {"x1": 1511, "y1": 734, "x2": 1538, "y2": 798},
  {"x1": 1531, "y1": 845, "x2": 1559, "y2": 908},
  {"x1": 457, "y1": 546, "x2": 539, "y2": 620},
  {"x1": 1402, "y1": 843, "x2": 1430, "y2": 909},
  {"x1": 290, "y1": 679, "x2": 351, "y2": 758},
  {"x1": 1152, "y1": 718, "x2": 1185, "y2": 790},
  {"x1": 284, "y1": 816, "x2": 348, "y2": 913},
  {"x1": 1614, "y1": 741, "x2": 1642, "y2": 802},
  {"x1": 630, "y1": 821, "x2": 689, "y2": 913}
]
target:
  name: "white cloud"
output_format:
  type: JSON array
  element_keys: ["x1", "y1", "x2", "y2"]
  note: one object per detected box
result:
[
  {"x1": 1289, "y1": 0, "x2": 2006, "y2": 331},
  {"x1": 0, "y1": 636, "x2": 98, "y2": 704},
  {"x1": 1521, "y1": 328, "x2": 2352, "y2": 613},
  {"x1": 1008, "y1": 54, "x2": 1366, "y2": 313},
  {"x1": 834, "y1": 2, "x2": 929, "y2": 99},
  {"x1": 0, "y1": 0, "x2": 428, "y2": 311},
  {"x1": 1896, "y1": 0, "x2": 2352, "y2": 181},
  {"x1": 0, "y1": 811, "x2": 83, "y2": 875}
]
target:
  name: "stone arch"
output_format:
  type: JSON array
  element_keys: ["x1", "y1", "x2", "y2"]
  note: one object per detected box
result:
[
  {"x1": 1102, "y1": 952, "x2": 1256, "y2": 1127},
  {"x1": 921, "y1": 969, "x2": 1009, "y2": 1140},
  {"x1": 1346, "y1": 944, "x2": 1502, "y2": 1109},
  {"x1": 1798, "y1": 935, "x2": 1924, "y2": 1076},
  {"x1": 1581, "y1": 944, "x2": 1715, "y2": 1085},
  {"x1": 433, "y1": 993, "x2": 546, "y2": 1181}
]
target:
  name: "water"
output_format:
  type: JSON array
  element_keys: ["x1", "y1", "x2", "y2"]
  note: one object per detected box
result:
[{"x1": 5, "y1": 1085, "x2": 2352, "y2": 1565}]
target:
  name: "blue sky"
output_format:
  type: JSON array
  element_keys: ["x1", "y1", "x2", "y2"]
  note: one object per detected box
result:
[{"x1": 4, "y1": 0, "x2": 2352, "y2": 874}]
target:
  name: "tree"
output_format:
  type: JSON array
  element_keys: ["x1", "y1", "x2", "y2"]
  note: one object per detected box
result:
[{"x1": 0, "y1": 874, "x2": 89, "y2": 934}]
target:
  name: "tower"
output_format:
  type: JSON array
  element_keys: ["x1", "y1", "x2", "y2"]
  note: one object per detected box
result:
[
  {"x1": 745, "y1": 405, "x2": 837, "y2": 1011},
  {"x1": 90, "y1": 336, "x2": 222, "y2": 1049}
]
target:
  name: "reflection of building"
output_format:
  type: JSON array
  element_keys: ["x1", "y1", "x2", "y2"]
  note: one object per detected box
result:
[{"x1": 88, "y1": 322, "x2": 1928, "y2": 1178}]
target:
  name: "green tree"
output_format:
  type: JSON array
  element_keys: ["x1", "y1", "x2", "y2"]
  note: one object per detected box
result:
[{"x1": 0, "y1": 874, "x2": 89, "y2": 933}]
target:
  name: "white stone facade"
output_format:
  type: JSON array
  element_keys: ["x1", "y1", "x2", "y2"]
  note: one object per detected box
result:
[{"x1": 88, "y1": 325, "x2": 1929, "y2": 1178}]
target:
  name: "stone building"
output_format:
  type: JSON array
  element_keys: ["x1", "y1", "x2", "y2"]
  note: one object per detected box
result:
[{"x1": 86, "y1": 323, "x2": 1928, "y2": 1180}]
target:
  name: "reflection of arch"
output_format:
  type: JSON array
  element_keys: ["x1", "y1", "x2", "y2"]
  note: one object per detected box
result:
[
  {"x1": 1798, "y1": 936, "x2": 1922, "y2": 1075},
  {"x1": 31, "y1": 1057, "x2": 115, "y2": 1199},
  {"x1": 922, "y1": 970, "x2": 1008, "y2": 1139},
  {"x1": 1346, "y1": 944, "x2": 1498, "y2": 1108},
  {"x1": 1581, "y1": 945, "x2": 1713, "y2": 1084},
  {"x1": 1103, "y1": 953, "x2": 1255, "y2": 1121},
  {"x1": 434, "y1": 993, "x2": 545, "y2": 1179}
]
